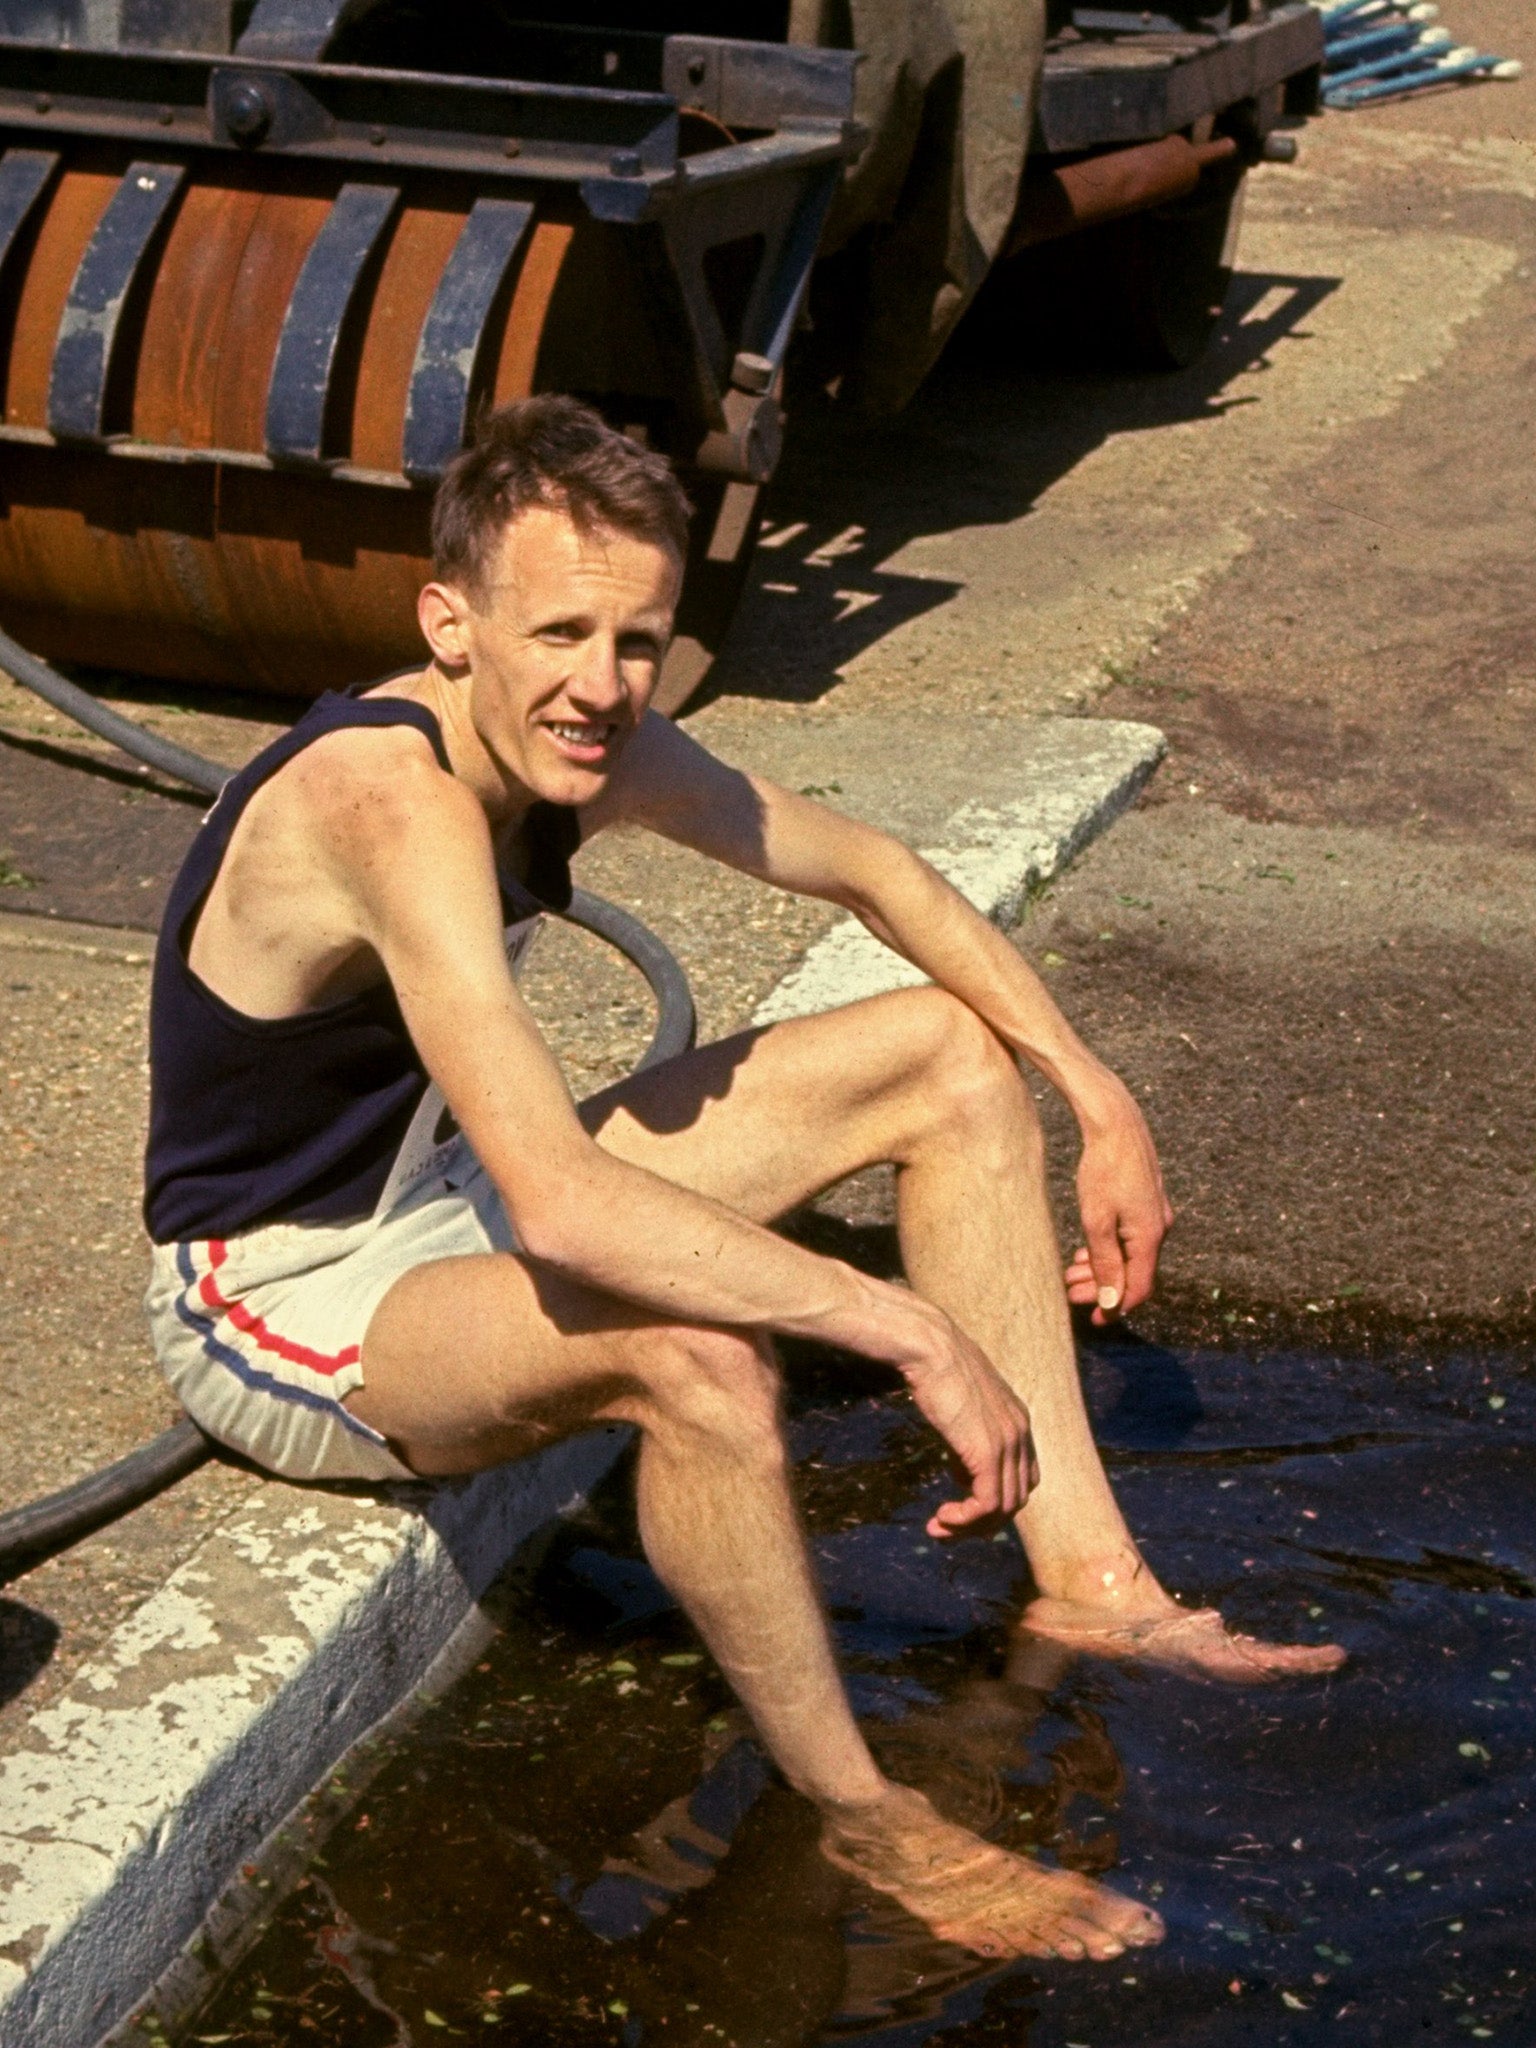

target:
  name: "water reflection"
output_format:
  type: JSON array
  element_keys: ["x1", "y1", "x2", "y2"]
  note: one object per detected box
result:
[{"x1": 191, "y1": 1344, "x2": 1534, "y2": 2047}]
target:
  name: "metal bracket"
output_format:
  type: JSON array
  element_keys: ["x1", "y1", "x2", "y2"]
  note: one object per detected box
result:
[
  {"x1": 660, "y1": 36, "x2": 859, "y2": 130},
  {"x1": 693, "y1": 385, "x2": 782, "y2": 487},
  {"x1": 208, "y1": 64, "x2": 337, "y2": 150},
  {"x1": 264, "y1": 178, "x2": 400, "y2": 468},
  {"x1": 684, "y1": 160, "x2": 839, "y2": 483},
  {"x1": 47, "y1": 158, "x2": 185, "y2": 442},
  {"x1": 1038, "y1": 2, "x2": 1324, "y2": 151},
  {"x1": 401, "y1": 196, "x2": 534, "y2": 484}
]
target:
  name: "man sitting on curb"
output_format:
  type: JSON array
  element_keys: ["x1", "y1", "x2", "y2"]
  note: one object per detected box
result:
[{"x1": 144, "y1": 396, "x2": 1342, "y2": 1965}]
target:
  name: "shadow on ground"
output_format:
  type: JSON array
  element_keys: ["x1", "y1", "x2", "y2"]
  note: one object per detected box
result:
[
  {"x1": 698, "y1": 266, "x2": 1341, "y2": 709},
  {"x1": 0, "y1": 1598, "x2": 59, "y2": 1706}
]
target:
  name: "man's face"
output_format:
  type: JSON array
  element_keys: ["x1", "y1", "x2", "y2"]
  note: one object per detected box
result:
[{"x1": 449, "y1": 505, "x2": 681, "y2": 809}]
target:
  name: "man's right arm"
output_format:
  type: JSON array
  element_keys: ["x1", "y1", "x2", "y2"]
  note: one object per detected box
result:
[{"x1": 329, "y1": 759, "x2": 1033, "y2": 1533}]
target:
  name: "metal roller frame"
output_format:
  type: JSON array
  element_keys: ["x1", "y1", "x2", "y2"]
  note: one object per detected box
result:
[{"x1": 0, "y1": 20, "x2": 862, "y2": 490}]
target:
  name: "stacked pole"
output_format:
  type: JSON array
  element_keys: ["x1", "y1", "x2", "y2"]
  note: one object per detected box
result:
[{"x1": 1315, "y1": 0, "x2": 1520, "y2": 106}]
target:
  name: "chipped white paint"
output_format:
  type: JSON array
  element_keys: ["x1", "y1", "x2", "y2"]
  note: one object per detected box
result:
[
  {"x1": 0, "y1": 1429, "x2": 628, "y2": 2048},
  {"x1": 755, "y1": 718, "x2": 1164, "y2": 1023}
]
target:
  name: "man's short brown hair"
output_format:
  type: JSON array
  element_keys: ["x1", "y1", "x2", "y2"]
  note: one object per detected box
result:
[{"x1": 431, "y1": 396, "x2": 691, "y2": 602}]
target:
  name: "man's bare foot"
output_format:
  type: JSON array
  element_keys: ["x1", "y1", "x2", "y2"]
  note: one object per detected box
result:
[
  {"x1": 1021, "y1": 1597, "x2": 1347, "y2": 1682},
  {"x1": 819, "y1": 1783, "x2": 1164, "y2": 1962}
]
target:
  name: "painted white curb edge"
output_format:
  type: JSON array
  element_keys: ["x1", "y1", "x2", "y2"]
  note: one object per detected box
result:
[
  {"x1": 754, "y1": 719, "x2": 1167, "y2": 1025},
  {"x1": 0, "y1": 1427, "x2": 629, "y2": 2048}
]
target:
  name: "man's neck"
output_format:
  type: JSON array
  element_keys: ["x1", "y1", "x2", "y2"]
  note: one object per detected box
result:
[{"x1": 381, "y1": 663, "x2": 536, "y2": 838}]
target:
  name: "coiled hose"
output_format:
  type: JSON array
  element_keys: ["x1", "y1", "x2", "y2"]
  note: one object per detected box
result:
[{"x1": 0, "y1": 625, "x2": 697, "y2": 1574}]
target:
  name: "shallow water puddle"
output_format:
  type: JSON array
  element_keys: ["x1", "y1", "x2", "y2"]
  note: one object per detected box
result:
[{"x1": 190, "y1": 1340, "x2": 1534, "y2": 2047}]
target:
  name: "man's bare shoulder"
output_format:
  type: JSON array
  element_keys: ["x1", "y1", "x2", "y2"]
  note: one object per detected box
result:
[
  {"x1": 581, "y1": 708, "x2": 744, "y2": 836},
  {"x1": 277, "y1": 719, "x2": 485, "y2": 862}
]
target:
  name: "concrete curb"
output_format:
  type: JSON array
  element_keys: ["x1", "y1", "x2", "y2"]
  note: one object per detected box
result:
[
  {"x1": 754, "y1": 718, "x2": 1166, "y2": 1024},
  {"x1": 0, "y1": 1428, "x2": 629, "y2": 2048}
]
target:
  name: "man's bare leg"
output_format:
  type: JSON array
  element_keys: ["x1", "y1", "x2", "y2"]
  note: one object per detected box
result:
[
  {"x1": 351, "y1": 1253, "x2": 1163, "y2": 1961},
  {"x1": 583, "y1": 986, "x2": 1343, "y2": 1681}
]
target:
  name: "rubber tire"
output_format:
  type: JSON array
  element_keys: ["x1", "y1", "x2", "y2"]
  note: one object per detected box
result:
[
  {"x1": 1101, "y1": 157, "x2": 1248, "y2": 370},
  {"x1": 975, "y1": 159, "x2": 1248, "y2": 374}
]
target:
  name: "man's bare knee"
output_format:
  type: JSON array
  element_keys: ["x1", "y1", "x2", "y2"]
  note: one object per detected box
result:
[
  {"x1": 897, "y1": 987, "x2": 1039, "y2": 1149},
  {"x1": 628, "y1": 1324, "x2": 786, "y2": 1469}
]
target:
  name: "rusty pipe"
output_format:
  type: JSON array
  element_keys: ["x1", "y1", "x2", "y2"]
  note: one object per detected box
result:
[{"x1": 1005, "y1": 133, "x2": 1240, "y2": 258}]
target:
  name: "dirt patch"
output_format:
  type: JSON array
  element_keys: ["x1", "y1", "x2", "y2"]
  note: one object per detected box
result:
[
  {"x1": 1017, "y1": 296, "x2": 1533, "y2": 1352},
  {"x1": 1091, "y1": 151, "x2": 1536, "y2": 856},
  {"x1": 1026, "y1": 805, "x2": 1536, "y2": 1351}
]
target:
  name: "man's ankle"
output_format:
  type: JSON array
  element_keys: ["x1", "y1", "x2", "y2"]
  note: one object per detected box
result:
[
  {"x1": 818, "y1": 1778, "x2": 931, "y2": 1841},
  {"x1": 1025, "y1": 1546, "x2": 1169, "y2": 1613}
]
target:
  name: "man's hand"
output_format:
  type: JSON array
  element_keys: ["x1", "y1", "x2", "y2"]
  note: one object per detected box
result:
[
  {"x1": 884, "y1": 1295, "x2": 1039, "y2": 1538},
  {"x1": 1065, "y1": 1076, "x2": 1173, "y2": 1325}
]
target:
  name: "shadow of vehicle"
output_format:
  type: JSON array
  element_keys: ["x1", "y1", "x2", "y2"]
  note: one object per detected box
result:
[{"x1": 696, "y1": 265, "x2": 1342, "y2": 709}]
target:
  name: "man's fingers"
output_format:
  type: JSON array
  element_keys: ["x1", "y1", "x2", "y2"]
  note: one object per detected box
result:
[
  {"x1": 1064, "y1": 1245, "x2": 1099, "y2": 1304},
  {"x1": 932, "y1": 1405, "x2": 1034, "y2": 1535},
  {"x1": 928, "y1": 1495, "x2": 990, "y2": 1538},
  {"x1": 998, "y1": 1443, "x2": 1022, "y2": 1517},
  {"x1": 1120, "y1": 1227, "x2": 1161, "y2": 1311},
  {"x1": 1082, "y1": 1214, "x2": 1127, "y2": 1321}
]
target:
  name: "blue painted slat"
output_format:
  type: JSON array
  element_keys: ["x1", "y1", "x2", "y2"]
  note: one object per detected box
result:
[
  {"x1": 402, "y1": 198, "x2": 535, "y2": 484},
  {"x1": 0, "y1": 149, "x2": 59, "y2": 283},
  {"x1": 264, "y1": 181, "x2": 400, "y2": 467},
  {"x1": 48, "y1": 160, "x2": 185, "y2": 443}
]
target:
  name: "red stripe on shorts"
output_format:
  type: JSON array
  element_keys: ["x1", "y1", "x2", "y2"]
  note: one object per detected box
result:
[{"x1": 195, "y1": 1238, "x2": 361, "y2": 1378}]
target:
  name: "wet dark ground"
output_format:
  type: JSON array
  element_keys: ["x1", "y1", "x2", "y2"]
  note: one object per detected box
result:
[{"x1": 186, "y1": 1337, "x2": 1535, "y2": 2048}]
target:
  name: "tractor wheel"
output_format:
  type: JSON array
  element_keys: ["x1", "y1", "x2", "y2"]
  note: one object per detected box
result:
[{"x1": 975, "y1": 156, "x2": 1248, "y2": 374}]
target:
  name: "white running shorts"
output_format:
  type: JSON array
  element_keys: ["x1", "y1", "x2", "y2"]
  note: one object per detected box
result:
[{"x1": 146, "y1": 1124, "x2": 514, "y2": 1484}]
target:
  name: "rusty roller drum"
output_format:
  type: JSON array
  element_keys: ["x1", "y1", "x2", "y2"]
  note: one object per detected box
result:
[
  {"x1": 0, "y1": 150, "x2": 755, "y2": 698},
  {"x1": 0, "y1": 4, "x2": 1323, "y2": 703},
  {"x1": 5, "y1": 155, "x2": 541, "y2": 690},
  {"x1": 0, "y1": 16, "x2": 860, "y2": 708}
]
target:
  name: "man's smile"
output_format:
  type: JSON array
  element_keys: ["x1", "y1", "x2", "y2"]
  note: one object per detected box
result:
[{"x1": 543, "y1": 717, "x2": 621, "y2": 762}]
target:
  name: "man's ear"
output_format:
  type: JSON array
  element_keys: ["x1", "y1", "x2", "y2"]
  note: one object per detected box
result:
[{"x1": 418, "y1": 580, "x2": 474, "y2": 670}]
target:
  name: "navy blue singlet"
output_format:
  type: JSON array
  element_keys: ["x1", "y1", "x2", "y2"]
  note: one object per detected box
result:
[{"x1": 143, "y1": 687, "x2": 576, "y2": 1246}]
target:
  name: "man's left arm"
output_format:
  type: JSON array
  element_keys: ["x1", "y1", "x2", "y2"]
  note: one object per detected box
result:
[{"x1": 585, "y1": 715, "x2": 1173, "y2": 1319}]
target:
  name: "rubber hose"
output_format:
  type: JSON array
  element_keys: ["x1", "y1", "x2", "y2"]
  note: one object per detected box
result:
[
  {"x1": 0, "y1": 634, "x2": 697, "y2": 1572},
  {"x1": 0, "y1": 625, "x2": 228, "y2": 800},
  {"x1": 0, "y1": 1419, "x2": 212, "y2": 1576},
  {"x1": 564, "y1": 887, "x2": 696, "y2": 1071}
]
